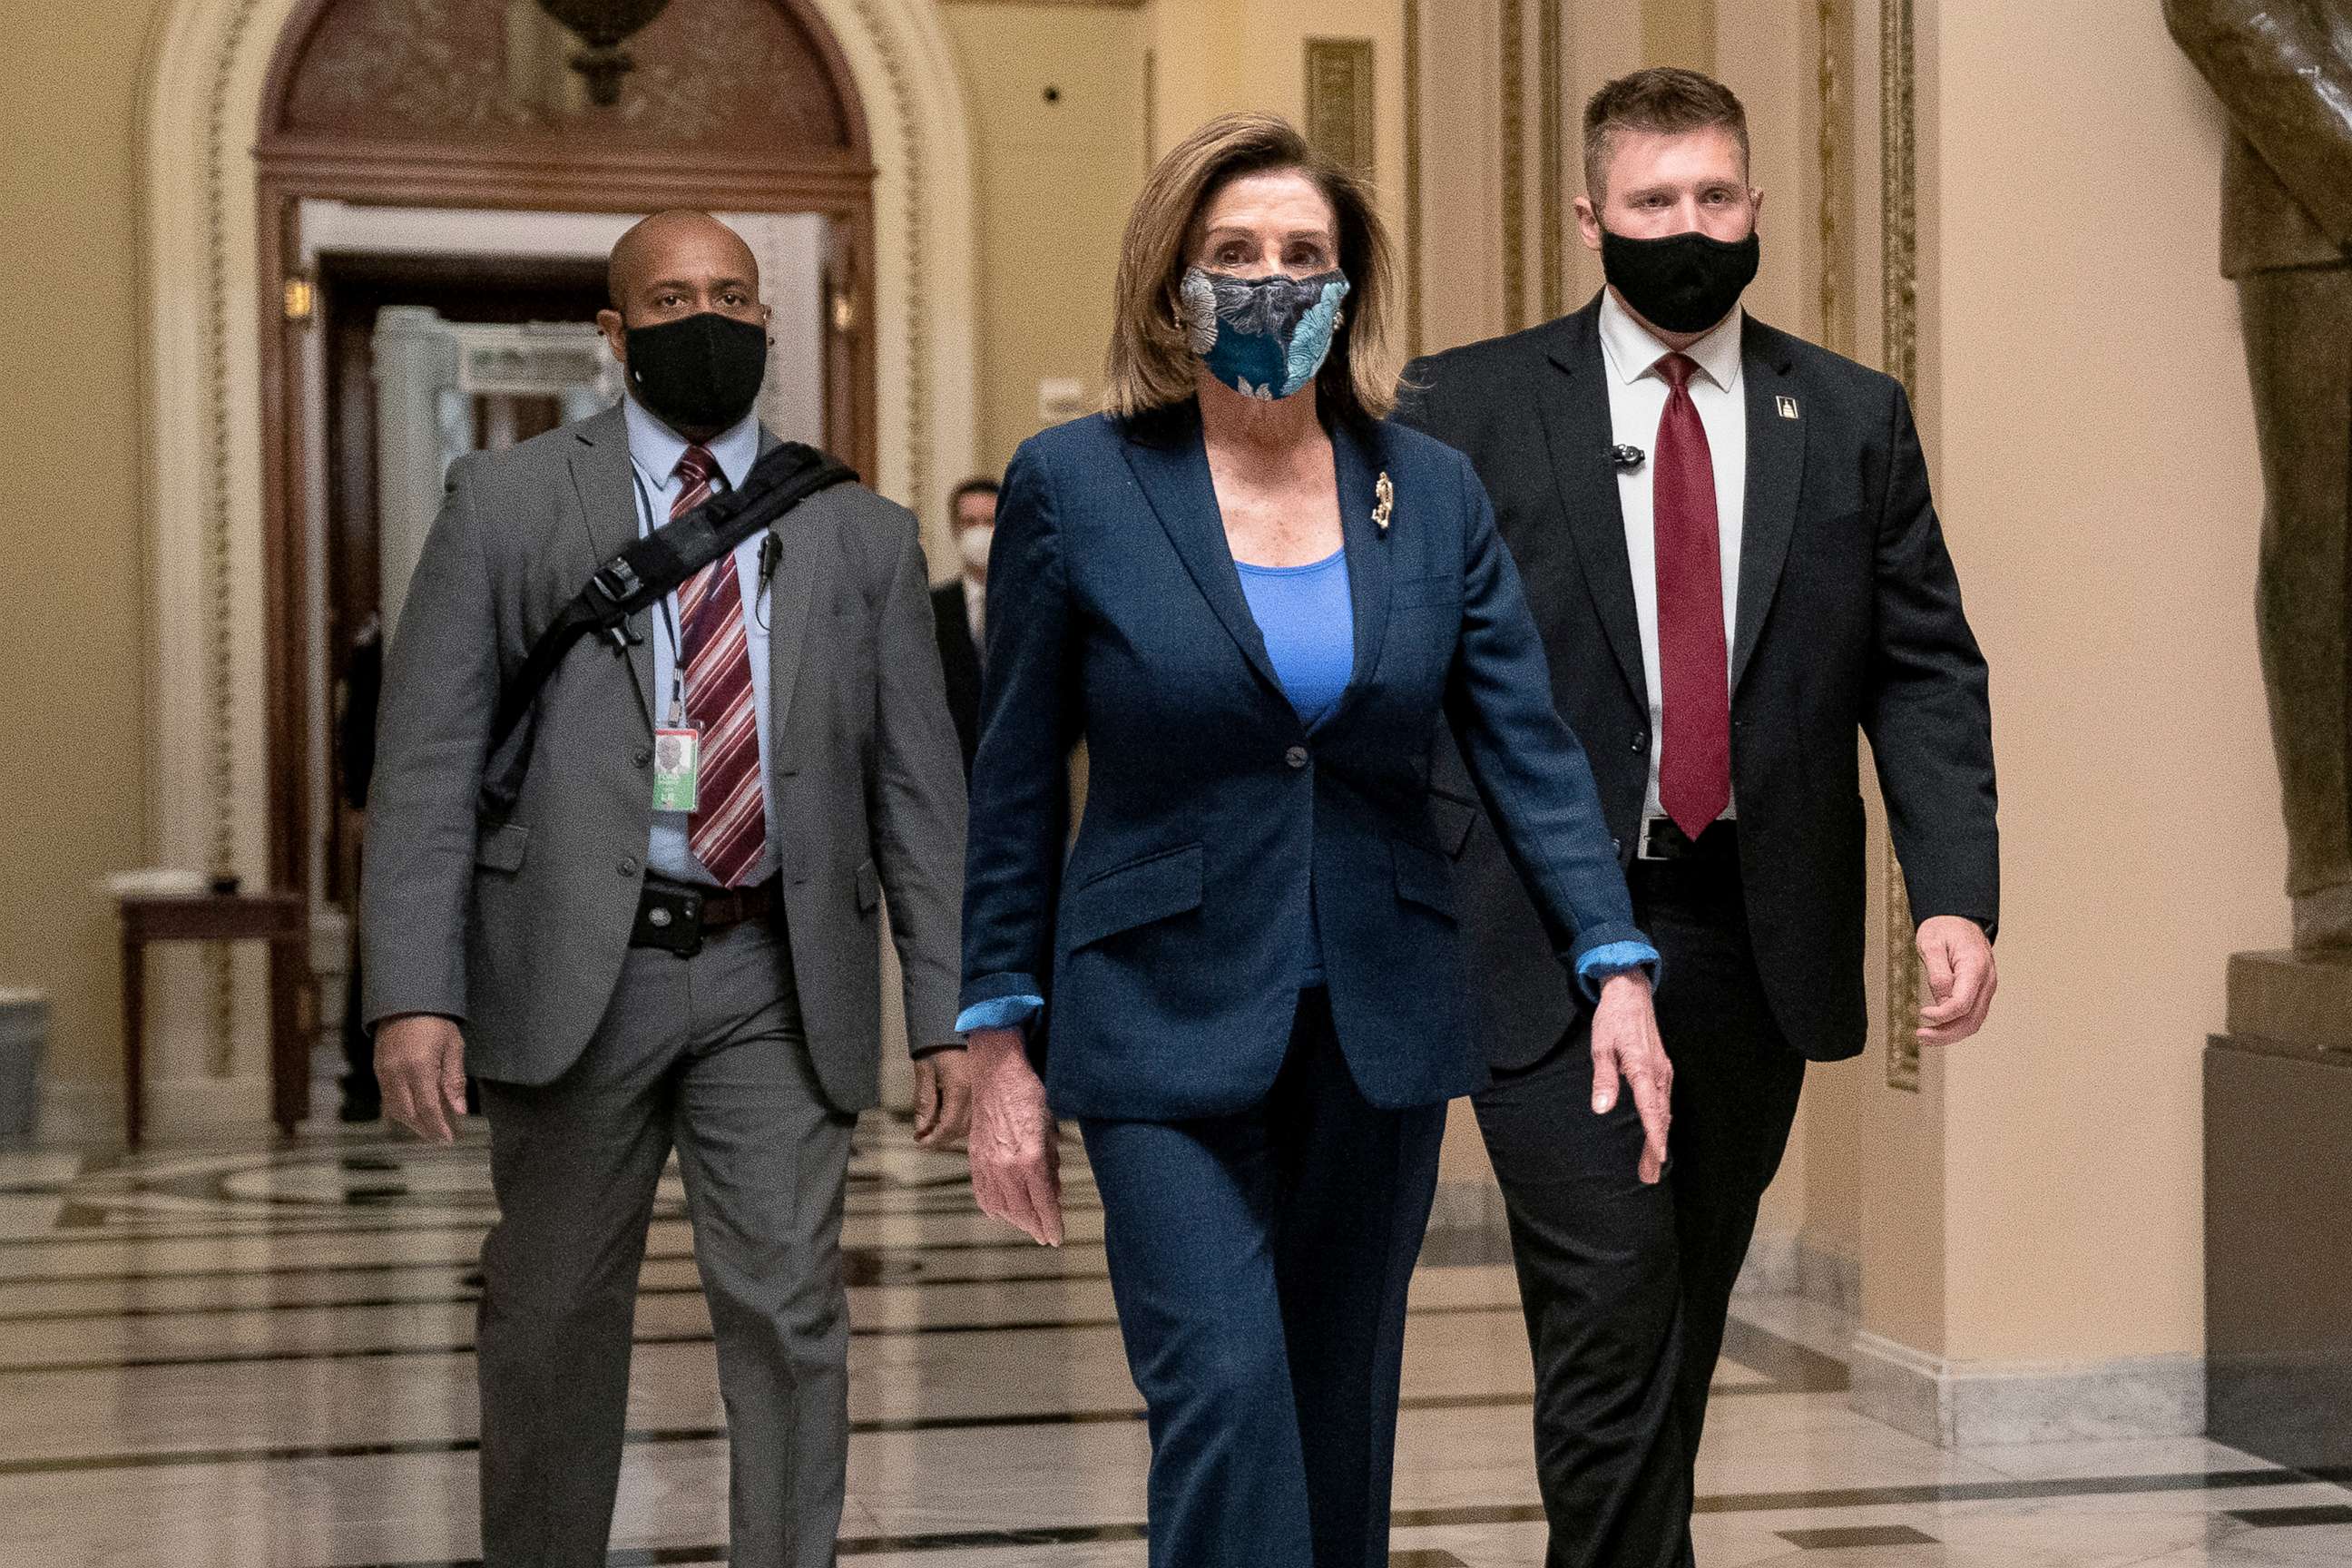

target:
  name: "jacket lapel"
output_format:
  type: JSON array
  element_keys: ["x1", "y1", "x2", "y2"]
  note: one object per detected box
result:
[
  {"x1": 1732, "y1": 321, "x2": 1805, "y2": 693},
  {"x1": 1325, "y1": 417, "x2": 1390, "y2": 722},
  {"x1": 564, "y1": 405, "x2": 654, "y2": 725},
  {"x1": 760, "y1": 424, "x2": 826, "y2": 745},
  {"x1": 1118, "y1": 407, "x2": 1288, "y2": 702},
  {"x1": 1537, "y1": 304, "x2": 1648, "y2": 707}
]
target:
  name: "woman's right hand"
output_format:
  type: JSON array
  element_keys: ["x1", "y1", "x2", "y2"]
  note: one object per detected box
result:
[{"x1": 966, "y1": 1026, "x2": 1064, "y2": 1246}]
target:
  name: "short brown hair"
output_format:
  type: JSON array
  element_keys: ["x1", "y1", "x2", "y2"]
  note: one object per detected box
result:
[
  {"x1": 1106, "y1": 112, "x2": 1396, "y2": 426},
  {"x1": 1583, "y1": 67, "x2": 1749, "y2": 201}
]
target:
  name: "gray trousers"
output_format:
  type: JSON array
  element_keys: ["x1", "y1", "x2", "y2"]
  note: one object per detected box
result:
[{"x1": 475, "y1": 919, "x2": 854, "y2": 1568}]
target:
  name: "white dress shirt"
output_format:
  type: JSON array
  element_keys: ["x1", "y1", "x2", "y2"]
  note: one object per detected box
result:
[
  {"x1": 1597, "y1": 289, "x2": 1747, "y2": 821},
  {"x1": 963, "y1": 573, "x2": 986, "y2": 654},
  {"x1": 622, "y1": 394, "x2": 780, "y2": 887}
]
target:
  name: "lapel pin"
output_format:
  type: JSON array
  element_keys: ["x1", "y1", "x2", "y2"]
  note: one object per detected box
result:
[
  {"x1": 1373, "y1": 471, "x2": 1395, "y2": 536},
  {"x1": 1777, "y1": 395, "x2": 1800, "y2": 420}
]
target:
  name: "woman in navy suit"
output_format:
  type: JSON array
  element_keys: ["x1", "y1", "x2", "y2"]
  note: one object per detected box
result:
[{"x1": 958, "y1": 113, "x2": 1673, "y2": 1568}]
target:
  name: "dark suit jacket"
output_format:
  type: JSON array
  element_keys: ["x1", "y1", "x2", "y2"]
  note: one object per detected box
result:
[
  {"x1": 364, "y1": 405, "x2": 967, "y2": 1107},
  {"x1": 959, "y1": 403, "x2": 1645, "y2": 1121},
  {"x1": 2165, "y1": 0, "x2": 2352, "y2": 277},
  {"x1": 1397, "y1": 298, "x2": 1997, "y2": 1067},
  {"x1": 931, "y1": 578, "x2": 984, "y2": 775}
]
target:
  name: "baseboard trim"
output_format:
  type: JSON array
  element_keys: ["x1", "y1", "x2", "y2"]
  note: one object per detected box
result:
[
  {"x1": 1848, "y1": 1330, "x2": 2204, "y2": 1446},
  {"x1": 1734, "y1": 1227, "x2": 1860, "y2": 1315},
  {"x1": 1427, "y1": 1177, "x2": 1507, "y2": 1235},
  {"x1": 37, "y1": 1073, "x2": 285, "y2": 1148}
]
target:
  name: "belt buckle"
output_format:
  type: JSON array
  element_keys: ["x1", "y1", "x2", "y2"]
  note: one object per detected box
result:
[{"x1": 1636, "y1": 818, "x2": 1672, "y2": 862}]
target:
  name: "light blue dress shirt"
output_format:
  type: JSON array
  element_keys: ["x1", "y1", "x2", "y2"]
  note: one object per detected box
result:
[{"x1": 622, "y1": 395, "x2": 780, "y2": 887}]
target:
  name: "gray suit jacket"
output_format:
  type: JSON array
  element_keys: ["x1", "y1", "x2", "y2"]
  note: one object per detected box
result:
[{"x1": 362, "y1": 405, "x2": 966, "y2": 1110}]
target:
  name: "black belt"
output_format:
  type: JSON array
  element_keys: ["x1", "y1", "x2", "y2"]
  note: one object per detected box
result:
[
  {"x1": 1632, "y1": 816, "x2": 1740, "y2": 865},
  {"x1": 631, "y1": 875, "x2": 780, "y2": 956}
]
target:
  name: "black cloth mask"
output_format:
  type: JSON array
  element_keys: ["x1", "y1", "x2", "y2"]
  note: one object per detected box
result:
[
  {"x1": 623, "y1": 311, "x2": 769, "y2": 434},
  {"x1": 1599, "y1": 226, "x2": 1760, "y2": 336}
]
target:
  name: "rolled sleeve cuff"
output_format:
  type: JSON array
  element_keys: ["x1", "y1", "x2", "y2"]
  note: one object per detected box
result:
[
  {"x1": 956, "y1": 992, "x2": 1044, "y2": 1034},
  {"x1": 1566, "y1": 926, "x2": 1661, "y2": 1002}
]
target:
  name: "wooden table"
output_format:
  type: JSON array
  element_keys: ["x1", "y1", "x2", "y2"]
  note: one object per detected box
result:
[{"x1": 117, "y1": 892, "x2": 309, "y2": 1147}]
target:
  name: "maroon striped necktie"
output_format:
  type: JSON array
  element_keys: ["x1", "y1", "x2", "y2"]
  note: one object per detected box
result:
[
  {"x1": 672, "y1": 445, "x2": 767, "y2": 887},
  {"x1": 1652, "y1": 352, "x2": 1732, "y2": 840}
]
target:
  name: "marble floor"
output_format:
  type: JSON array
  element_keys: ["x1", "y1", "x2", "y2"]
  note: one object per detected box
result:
[{"x1": 0, "y1": 1121, "x2": 2347, "y2": 1568}]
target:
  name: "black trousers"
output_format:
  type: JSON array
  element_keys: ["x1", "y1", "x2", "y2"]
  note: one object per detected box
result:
[{"x1": 1474, "y1": 846, "x2": 1808, "y2": 1568}]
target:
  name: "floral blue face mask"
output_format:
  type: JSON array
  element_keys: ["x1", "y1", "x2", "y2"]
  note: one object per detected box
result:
[{"x1": 1180, "y1": 267, "x2": 1351, "y2": 401}]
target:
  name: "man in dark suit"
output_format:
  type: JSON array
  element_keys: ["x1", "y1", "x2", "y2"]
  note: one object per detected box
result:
[
  {"x1": 930, "y1": 476, "x2": 997, "y2": 774},
  {"x1": 1398, "y1": 68, "x2": 1999, "y2": 1567}
]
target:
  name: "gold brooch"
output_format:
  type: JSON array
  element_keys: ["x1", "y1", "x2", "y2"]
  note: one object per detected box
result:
[{"x1": 1373, "y1": 471, "x2": 1394, "y2": 536}]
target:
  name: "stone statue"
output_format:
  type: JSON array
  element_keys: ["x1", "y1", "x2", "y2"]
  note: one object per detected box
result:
[{"x1": 2167, "y1": 0, "x2": 2352, "y2": 950}]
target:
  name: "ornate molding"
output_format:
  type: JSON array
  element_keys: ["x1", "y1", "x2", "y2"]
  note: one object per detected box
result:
[
  {"x1": 1499, "y1": 0, "x2": 1526, "y2": 332},
  {"x1": 1537, "y1": 0, "x2": 1563, "y2": 322},
  {"x1": 1304, "y1": 37, "x2": 1376, "y2": 181},
  {"x1": 1815, "y1": 0, "x2": 1854, "y2": 358},
  {"x1": 1402, "y1": 0, "x2": 1423, "y2": 357},
  {"x1": 1879, "y1": 0, "x2": 1923, "y2": 1091}
]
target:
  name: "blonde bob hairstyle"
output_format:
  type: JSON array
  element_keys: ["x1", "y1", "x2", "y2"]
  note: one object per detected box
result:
[{"x1": 1106, "y1": 112, "x2": 1398, "y2": 426}]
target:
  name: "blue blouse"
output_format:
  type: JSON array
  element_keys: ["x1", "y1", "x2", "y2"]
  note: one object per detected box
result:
[{"x1": 1236, "y1": 548, "x2": 1355, "y2": 730}]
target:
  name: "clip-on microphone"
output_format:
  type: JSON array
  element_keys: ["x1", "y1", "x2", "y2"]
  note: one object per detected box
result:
[{"x1": 1610, "y1": 444, "x2": 1647, "y2": 472}]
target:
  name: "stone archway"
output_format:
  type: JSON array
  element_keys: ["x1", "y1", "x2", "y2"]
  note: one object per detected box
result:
[{"x1": 135, "y1": 0, "x2": 975, "y2": 1093}]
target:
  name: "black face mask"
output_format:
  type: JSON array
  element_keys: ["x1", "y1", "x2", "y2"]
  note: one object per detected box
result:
[
  {"x1": 1599, "y1": 226, "x2": 1760, "y2": 336},
  {"x1": 622, "y1": 311, "x2": 769, "y2": 434}
]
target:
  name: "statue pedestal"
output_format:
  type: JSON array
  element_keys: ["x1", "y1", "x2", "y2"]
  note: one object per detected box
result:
[{"x1": 2206, "y1": 950, "x2": 2352, "y2": 1474}]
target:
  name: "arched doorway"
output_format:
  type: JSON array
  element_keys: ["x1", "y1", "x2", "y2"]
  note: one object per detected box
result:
[{"x1": 135, "y1": 0, "x2": 975, "y2": 1107}]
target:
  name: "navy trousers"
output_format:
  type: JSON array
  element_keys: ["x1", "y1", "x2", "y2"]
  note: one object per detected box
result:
[{"x1": 1081, "y1": 989, "x2": 1448, "y2": 1568}]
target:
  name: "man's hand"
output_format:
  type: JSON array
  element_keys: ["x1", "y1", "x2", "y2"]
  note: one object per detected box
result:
[
  {"x1": 912, "y1": 1047, "x2": 973, "y2": 1147},
  {"x1": 375, "y1": 1014, "x2": 468, "y2": 1143},
  {"x1": 1916, "y1": 916, "x2": 1997, "y2": 1046},
  {"x1": 1590, "y1": 971, "x2": 1672, "y2": 1185},
  {"x1": 965, "y1": 1026, "x2": 1063, "y2": 1246}
]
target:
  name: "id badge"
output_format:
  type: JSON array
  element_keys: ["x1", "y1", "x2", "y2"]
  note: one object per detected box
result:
[{"x1": 652, "y1": 727, "x2": 701, "y2": 812}]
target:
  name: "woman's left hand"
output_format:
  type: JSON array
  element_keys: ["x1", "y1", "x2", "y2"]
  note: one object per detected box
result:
[{"x1": 1589, "y1": 972, "x2": 1672, "y2": 1185}]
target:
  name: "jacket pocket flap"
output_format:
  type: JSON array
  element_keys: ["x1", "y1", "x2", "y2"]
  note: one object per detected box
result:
[
  {"x1": 475, "y1": 822, "x2": 530, "y2": 873},
  {"x1": 855, "y1": 859, "x2": 881, "y2": 912},
  {"x1": 1061, "y1": 843, "x2": 1204, "y2": 951},
  {"x1": 1393, "y1": 838, "x2": 1455, "y2": 917}
]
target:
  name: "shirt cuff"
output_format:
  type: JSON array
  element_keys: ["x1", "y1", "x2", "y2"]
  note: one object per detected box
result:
[
  {"x1": 1574, "y1": 940, "x2": 1661, "y2": 1002},
  {"x1": 956, "y1": 995, "x2": 1044, "y2": 1034}
]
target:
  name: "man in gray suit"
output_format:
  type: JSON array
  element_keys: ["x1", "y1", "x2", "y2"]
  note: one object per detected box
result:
[{"x1": 364, "y1": 211, "x2": 971, "y2": 1568}]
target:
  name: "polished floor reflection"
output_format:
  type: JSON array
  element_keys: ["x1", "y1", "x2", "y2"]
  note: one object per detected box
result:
[{"x1": 0, "y1": 1123, "x2": 2347, "y2": 1567}]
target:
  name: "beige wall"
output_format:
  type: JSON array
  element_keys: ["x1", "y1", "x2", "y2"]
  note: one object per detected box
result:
[
  {"x1": 942, "y1": 3, "x2": 1150, "y2": 476},
  {"x1": 0, "y1": 0, "x2": 162, "y2": 1087},
  {"x1": 1920, "y1": 0, "x2": 2283, "y2": 1364}
]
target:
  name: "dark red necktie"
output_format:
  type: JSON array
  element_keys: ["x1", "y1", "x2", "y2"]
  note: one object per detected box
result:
[
  {"x1": 1652, "y1": 352, "x2": 1731, "y2": 840},
  {"x1": 673, "y1": 446, "x2": 767, "y2": 887}
]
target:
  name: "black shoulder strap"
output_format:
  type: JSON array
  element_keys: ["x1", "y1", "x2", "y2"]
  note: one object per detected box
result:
[{"x1": 477, "y1": 440, "x2": 858, "y2": 821}]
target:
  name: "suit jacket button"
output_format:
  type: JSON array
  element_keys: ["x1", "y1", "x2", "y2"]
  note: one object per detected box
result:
[
  {"x1": 1285, "y1": 745, "x2": 1310, "y2": 769},
  {"x1": 1630, "y1": 732, "x2": 1647, "y2": 753},
  {"x1": 619, "y1": 856, "x2": 640, "y2": 876},
  {"x1": 632, "y1": 748, "x2": 652, "y2": 768}
]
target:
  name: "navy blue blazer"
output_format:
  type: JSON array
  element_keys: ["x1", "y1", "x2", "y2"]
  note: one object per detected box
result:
[{"x1": 959, "y1": 403, "x2": 1645, "y2": 1121}]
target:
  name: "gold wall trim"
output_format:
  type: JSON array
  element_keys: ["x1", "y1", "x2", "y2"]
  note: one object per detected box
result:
[
  {"x1": 1499, "y1": 0, "x2": 1527, "y2": 332},
  {"x1": 1879, "y1": 0, "x2": 1923, "y2": 1091},
  {"x1": 1538, "y1": 0, "x2": 1563, "y2": 322},
  {"x1": 1816, "y1": 0, "x2": 1854, "y2": 358},
  {"x1": 1304, "y1": 37, "x2": 1377, "y2": 180},
  {"x1": 849, "y1": 0, "x2": 929, "y2": 528},
  {"x1": 1403, "y1": 0, "x2": 1423, "y2": 357},
  {"x1": 201, "y1": 0, "x2": 269, "y2": 1074}
]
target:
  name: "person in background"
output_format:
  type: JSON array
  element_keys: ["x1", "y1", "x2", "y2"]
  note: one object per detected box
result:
[
  {"x1": 957, "y1": 113, "x2": 1670, "y2": 1568},
  {"x1": 336, "y1": 613, "x2": 382, "y2": 1123},
  {"x1": 932, "y1": 476, "x2": 999, "y2": 775},
  {"x1": 1399, "y1": 67, "x2": 2000, "y2": 1568}
]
